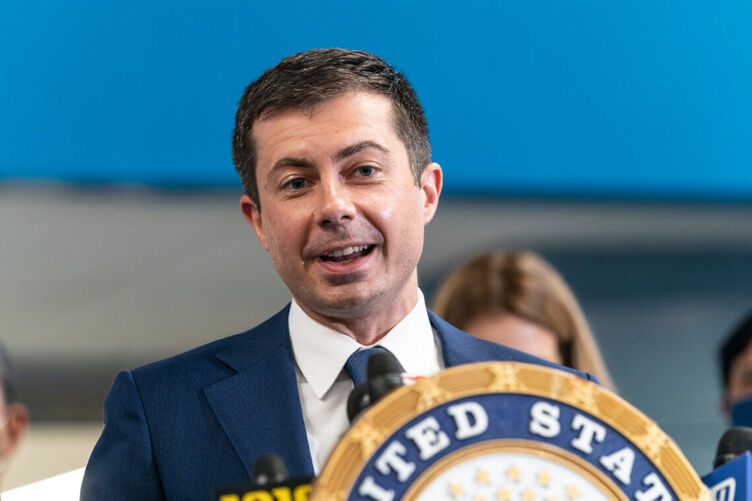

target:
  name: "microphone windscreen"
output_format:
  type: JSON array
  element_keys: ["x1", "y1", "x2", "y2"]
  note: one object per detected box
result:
[
  {"x1": 367, "y1": 351, "x2": 403, "y2": 378},
  {"x1": 366, "y1": 351, "x2": 405, "y2": 407},
  {"x1": 216, "y1": 453, "x2": 312, "y2": 500},
  {"x1": 713, "y1": 426, "x2": 752, "y2": 468},
  {"x1": 347, "y1": 383, "x2": 371, "y2": 423},
  {"x1": 253, "y1": 453, "x2": 289, "y2": 485}
]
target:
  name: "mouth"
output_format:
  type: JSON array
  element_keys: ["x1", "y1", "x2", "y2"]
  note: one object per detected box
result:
[{"x1": 316, "y1": 244, "x2": 376, "y2": 265}]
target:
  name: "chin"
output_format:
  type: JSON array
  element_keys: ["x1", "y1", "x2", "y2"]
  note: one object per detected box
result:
[{"x1": 312, "y1": 288, "x2": 385, "y2": 317}]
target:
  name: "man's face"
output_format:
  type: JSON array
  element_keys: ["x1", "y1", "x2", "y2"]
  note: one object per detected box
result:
[
  {"x1": 240, "y1": 91, "x2": 441, "y2": 323},
  {"x1": 726, "y1": 340, "x2": 752, "y2": 410}
]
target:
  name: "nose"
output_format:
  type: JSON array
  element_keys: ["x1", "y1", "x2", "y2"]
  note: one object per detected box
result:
[{"x1": 315, "y1": 178, "x2": 356, "y2": 227}]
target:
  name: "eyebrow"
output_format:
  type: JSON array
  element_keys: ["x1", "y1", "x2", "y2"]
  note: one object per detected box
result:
[
  {"x1": 267, "y1": 141, "x2": 391, "y2": 185},
  {"x1": 332, "y1": 140, "x2": 391, "y2": 163},
  {"x1": 267, "y1": 157, "x2": 315, "y2": 185}
]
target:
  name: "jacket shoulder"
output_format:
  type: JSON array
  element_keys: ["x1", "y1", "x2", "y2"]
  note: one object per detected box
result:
[
  {"x1": 130, "y1": 304, "x2": 292, "y2": 390},
  {"x1": 428, "y1": 309, "x2": 598, "y2": 383}
]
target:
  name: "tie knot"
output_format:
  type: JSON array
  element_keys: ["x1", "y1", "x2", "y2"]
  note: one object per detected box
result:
[{"x1": 344, "y1": 347, "x2": 391, "y2": 387}]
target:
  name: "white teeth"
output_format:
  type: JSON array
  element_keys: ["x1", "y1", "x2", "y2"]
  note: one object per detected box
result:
[{"x1": 326, "y1": 245, "x2": 368, "y2": 258}]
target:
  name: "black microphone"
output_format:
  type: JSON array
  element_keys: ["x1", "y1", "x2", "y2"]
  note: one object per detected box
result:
[
  {"x1": 253, "y1": 453, "x2": 289, "y2": 485},
  {"x1": 215, "y1": 454, "x2": 313, "y2": 501},
  {"x1": 347, "y1": 383, "x2": 371, "y2": 422},
  {"x1": 367, "y1": 350, "x2": 404, "y2": 402},
  {"x1": 702, "y1": 427, "x2": 752, "y2": 499},
  {"x1": 347, "y1": 351, "x2": 405, "y2": 422},
  {"x1": 713, "y1": 426, "x2": 752, "y2": 468}
]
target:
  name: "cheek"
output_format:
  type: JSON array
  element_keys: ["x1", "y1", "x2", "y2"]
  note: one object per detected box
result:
[
  {"x1": 377, "y1": 189, "x2": 425, "y2": 236},
  {"x1": 263, "y1": 212, "x2": 302, "y2": 256},
  {"x1": 377, "y1": 205, "x2": 423, "y2": 255}
]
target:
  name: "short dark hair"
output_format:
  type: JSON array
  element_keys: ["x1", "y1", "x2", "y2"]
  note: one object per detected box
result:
[
  {"x1": 720, "y1": 311, "x2": 752, "y2": 388},
  {"x1": 231, "y1": 48, "x2": 431, "y2": 209}
]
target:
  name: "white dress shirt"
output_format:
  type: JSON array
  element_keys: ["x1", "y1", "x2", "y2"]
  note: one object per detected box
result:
[{"x1": 288, "y1": 289, "x2": 444, "y2": 473}]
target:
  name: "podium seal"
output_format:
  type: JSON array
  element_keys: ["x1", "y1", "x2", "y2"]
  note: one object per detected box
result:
[{"x1": 312, "y1": 362, "x2": 709, "y2": 501}]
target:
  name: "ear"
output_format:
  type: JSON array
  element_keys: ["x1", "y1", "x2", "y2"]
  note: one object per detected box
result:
[
  {"x1": 420, "y1": 162, "x2": 442, "y2": 225},
  {"x1": 240, "y1": 194, "x2": 269, "y2": 251},
  {"x1": 4, "y1": 403, "x2": 29, "y2": 454}
]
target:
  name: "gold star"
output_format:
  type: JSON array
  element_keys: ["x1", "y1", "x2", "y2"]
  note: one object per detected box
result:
[
  {"x1": 537, "y1": 470, "x2": 552, "y2": 487},
  {"x1": 449, "y1": 482, "x2": 465, "y2": 499},
  {"x1": 476, "y1": 468, "x2": 490, "y2": 485},
  {"x1": 566, "y1": 485, "x2": 581, "y2": 500},
  {"x1": 414, "y1": 379, "x2": 452, "y2": 412},
  {"x1": 348, "y1": 423, "x2": 382, "y2": 457},
  {"x1": 505, "y1": 464, "x2": 521, "y2": 482},
  {"x1": 474, "y1": 496, "x2": 487, "y2": 501},
  {"x1": 628, "y1": 420, "x2": 668, "y2": 461},
  {"x1": 523, "y1": 488, "x2": 536, "y2": 501},
  {"x1": 496, "y1": 488, "x2": 511, "y2": 501},
  {"x1": 488, "y1": 362, "x2": 519, "y2": 392}
]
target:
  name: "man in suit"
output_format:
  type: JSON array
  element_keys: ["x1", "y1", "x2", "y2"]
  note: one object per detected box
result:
[{"x1": 81, "y1": 48, "x2": 595, "y2": 501}]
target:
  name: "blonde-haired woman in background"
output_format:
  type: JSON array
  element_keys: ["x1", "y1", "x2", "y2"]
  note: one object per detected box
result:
[{"x1": 432, "y1": 250, "x2": 615, "y2": 390}]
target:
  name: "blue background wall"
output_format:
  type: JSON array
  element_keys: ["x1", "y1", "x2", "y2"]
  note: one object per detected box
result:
[{"x1": 2, "y1": 1, "x2": 751, "y2": 198}]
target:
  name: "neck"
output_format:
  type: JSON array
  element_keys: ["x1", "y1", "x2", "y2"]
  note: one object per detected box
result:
[{"x1": 295, "y1": 288, "x2": 420, "y2": 345}]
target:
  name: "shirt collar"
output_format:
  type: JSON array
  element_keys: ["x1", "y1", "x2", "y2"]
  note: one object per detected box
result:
[{"x1": 288, "y1": 289, "x2": 438, "y2": 399}]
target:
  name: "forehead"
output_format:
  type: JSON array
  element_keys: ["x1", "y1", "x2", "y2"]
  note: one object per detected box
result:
[{"x1": 252, "y1": 92, "x2": 404, "y2": 160}]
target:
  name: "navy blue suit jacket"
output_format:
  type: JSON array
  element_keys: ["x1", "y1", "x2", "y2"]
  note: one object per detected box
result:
[{"x1": 81, "y1": 305, "x2": 595, "y2": 501}]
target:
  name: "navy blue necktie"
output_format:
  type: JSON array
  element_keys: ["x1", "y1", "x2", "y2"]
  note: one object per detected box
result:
[{"x1": 345, "y1": 347, "x2": 391, "y2": 387}]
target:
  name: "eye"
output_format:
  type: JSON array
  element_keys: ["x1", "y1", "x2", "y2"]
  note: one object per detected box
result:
[
  {"x1": 355, "y1": 165, "x2": 376, "y2": 177},
  {"x1": 285, "y1": 178, "x2": 307, "y2": 190}
]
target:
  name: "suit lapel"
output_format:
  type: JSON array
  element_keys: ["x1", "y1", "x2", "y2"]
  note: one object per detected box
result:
[
  {"x1": 430, "y1": 309, "x2": 476, "y2": 367},
  {"x1": 201, "y1": 306, "x2": 499, "y2": 481},
  {"x1": 203, "y1": 306, "x2": 315, "y2": 479}
]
